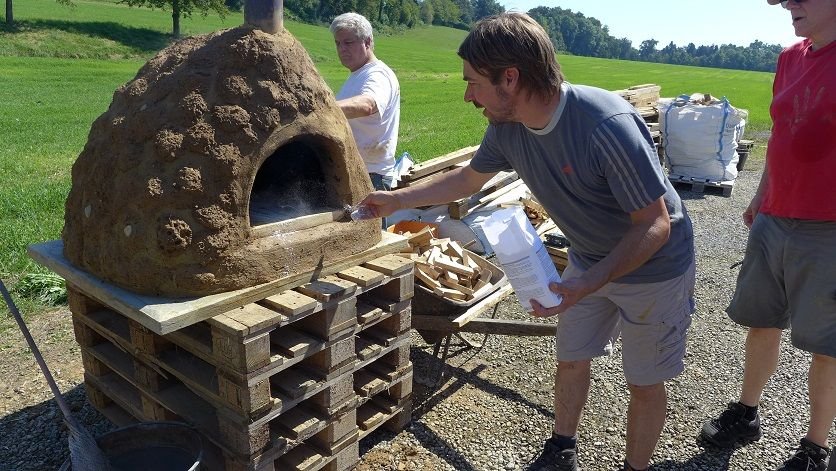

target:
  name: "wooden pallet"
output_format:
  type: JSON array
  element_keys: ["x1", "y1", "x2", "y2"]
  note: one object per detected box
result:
[
  {"x1": 668, "y1": 174, "x2": 734, "y2": 197},
  {"x1": 74, "y1": 315, "x2": 412, "y2": 470},
  {"x1": 62, "y1": 252, "x2": 415, "y2": 470},
  {"x1": 28, "y1": 232, "x2": 409, "y2": 335}
]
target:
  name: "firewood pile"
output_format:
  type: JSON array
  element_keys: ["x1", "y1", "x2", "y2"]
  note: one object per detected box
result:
[{"x1": 391, "y1": 225, "x2": 497, "y2": 303}]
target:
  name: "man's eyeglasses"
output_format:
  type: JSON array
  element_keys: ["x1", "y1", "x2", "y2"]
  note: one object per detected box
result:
[{"x1": 780, "y1": 0, "x2": 807, "y2": 9}]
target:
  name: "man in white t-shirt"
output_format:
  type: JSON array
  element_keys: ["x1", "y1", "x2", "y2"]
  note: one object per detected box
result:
[{"x1": 330, "y1": 12, "x2": 401, "y2": 190}]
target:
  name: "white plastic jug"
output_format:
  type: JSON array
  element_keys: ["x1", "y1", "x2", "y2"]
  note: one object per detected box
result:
[{"x1": 482, "y1": 207, "x2": 562, "y2": 311}]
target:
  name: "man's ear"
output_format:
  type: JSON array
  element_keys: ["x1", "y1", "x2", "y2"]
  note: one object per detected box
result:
[{"x1": 503, "y1": 67, "x2": 520, "y2": 89}]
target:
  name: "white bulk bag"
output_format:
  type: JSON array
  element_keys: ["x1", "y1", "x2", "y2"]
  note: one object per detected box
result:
[{"x1": 659, "y1": 94, "x2": 747, "y2": 182}]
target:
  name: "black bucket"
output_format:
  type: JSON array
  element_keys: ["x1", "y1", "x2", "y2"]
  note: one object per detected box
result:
[
  {"x1": 736, "y1": 151, "x2": 749, "y2": 172},
  {"x1": 60, "y1": 422, "x2": 203, "y2": 471}
]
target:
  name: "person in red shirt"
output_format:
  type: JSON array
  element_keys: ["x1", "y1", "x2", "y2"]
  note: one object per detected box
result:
[{"x1": 701, "y1": 1, "x2": 836, "y2": 470}]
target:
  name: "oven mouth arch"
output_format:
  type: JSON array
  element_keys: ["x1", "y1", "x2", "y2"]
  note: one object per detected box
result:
[{"x1": 247, "y1": 134, "x2": 353, "y2": 237}]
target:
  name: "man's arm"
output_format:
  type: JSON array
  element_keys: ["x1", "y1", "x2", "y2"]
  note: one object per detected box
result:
[
  {"x1": 744, "y1": 162, "x2": 768, "y2": 228},
  {"x1": 337, "y1": 95, "x2": 378, "y2": 119},
  {"x1": 359, "y1": 164, "x2": 497, "y2": 217},
  {"x1": 531, "y1": 197, "x2": 671, "y2": 316}
]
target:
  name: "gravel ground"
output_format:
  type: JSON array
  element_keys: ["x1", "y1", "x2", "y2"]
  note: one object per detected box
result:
[{"x1": 1, "y1": 159, "x2": 833, "y2": 470}]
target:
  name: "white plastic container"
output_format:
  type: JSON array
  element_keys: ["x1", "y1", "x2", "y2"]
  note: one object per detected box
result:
[{"x1": 481, "y1": 207, "x2": 562, "y2": 311}]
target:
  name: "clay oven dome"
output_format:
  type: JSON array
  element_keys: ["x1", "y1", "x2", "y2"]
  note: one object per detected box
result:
[{"x1": 62, "y1": 26, "x2": 380, "y2": 296}]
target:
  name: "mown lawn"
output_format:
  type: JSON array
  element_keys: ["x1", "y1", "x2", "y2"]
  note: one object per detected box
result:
[{"x1": 0, "y1": 0, "x2": 774, "y2": 310}]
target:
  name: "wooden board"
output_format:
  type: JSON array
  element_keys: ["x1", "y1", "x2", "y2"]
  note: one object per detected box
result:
[
  {"x1": 27, "y1": 231, "x2": 408, "y2": 335},
  {"x1": 399, "y1": 145, "x2": 479, "y2": 182},
  {"x1": 250, "y1": 209, "x2": 348, "y2": 238},
  {"x1": 412, "y1": 315, "x2": 556, "y2": 337}
]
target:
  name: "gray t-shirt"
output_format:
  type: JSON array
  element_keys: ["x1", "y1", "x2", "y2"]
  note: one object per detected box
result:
[{"x1": 471, "y1": 83, "x2": 694, "y2": 283}]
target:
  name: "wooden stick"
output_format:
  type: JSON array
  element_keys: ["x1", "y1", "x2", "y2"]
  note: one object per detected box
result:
[
  {"x1": 251, "y1": 208, "x2": 348, "y2": 238},
  {"x1": 451, "y1": 284, "x2": 513, "y2": 327}
]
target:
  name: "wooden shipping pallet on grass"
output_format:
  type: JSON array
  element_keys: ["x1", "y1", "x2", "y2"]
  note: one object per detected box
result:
[{"x1": 668, "y1": 174, "x2": 734, "y2": 197}]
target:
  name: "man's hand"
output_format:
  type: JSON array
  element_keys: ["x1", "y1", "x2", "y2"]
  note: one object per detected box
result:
[
  {"x1": 742, "y1": 193, "x2": 763, "y2": 228},
  {"x1": 529, "y1": 276, "x2": 596, "y2": 317},
  {"x1": 358, "y1": 191, "x2": 402, "y2": 218}
]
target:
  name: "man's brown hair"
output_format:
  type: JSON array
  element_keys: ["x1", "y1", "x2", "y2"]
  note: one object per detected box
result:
[{"x1": 458, "y1": 12, "x2": 563, "y2": 100}]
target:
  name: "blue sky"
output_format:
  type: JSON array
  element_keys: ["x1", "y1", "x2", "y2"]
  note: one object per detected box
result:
[{"x1": 499, "y1": 0, "x2": 800, "y2": 48}]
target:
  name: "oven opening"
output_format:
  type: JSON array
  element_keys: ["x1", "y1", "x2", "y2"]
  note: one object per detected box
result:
[{"x1": 249, "y1": 139, "x2": 348, "y2": 236}]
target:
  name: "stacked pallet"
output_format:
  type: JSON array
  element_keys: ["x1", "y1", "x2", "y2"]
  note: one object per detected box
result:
[
  {"x1": 614, "y1": 83, "x2": 661, "y2": 117},
  {"x1": 66, "y1": 253, "x2": 415, "y2": 471}
]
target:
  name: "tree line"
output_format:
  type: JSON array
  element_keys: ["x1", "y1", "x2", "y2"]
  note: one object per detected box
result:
[
  {"x1": 3, "y1": 0, "x2": 785, "y2": 72},
  {"x1": 278, "y1": 0, "x2": 504, "y2": 30},
  {"x1": 527, "y1": 6, "x2": 784, "y2": 73},
  {"x1": 280, "y1": 1, "x2": 783, "y2": 72}
]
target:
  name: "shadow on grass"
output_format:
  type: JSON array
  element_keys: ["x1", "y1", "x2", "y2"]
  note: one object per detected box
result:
[{"x1": 1, "y1": 18, "x2": 173, "y2": 54}]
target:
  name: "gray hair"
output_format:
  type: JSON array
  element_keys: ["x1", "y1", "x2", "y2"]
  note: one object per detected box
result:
[{"x1": 330, "y1": 13, "x2": 374, "y2": 48}]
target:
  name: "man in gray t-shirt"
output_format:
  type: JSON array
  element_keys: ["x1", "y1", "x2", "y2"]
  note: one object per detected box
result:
[
  {"x1": 360, "y1": 12, "x2": 694, "y2": 471},
  {"x1": 474, "y1": 80, "x2": 693, "y2": 284}
]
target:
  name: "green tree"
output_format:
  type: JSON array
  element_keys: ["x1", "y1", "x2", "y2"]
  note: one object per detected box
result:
[
  {"x1": 393, "y1": 0, "x2": 420, "y2": 27},
  {"x1": 285, "y1": 0, "x2": 320, "y2": 22},
  {"x1": 5, "y1": 0, "x2": 12, "y2": 26},
  {"x1": 419, "y1": 0, "x2": 433, "y2": 24},
  {"x1": 454, "y1": 0, "x2": 473, "y2": 26},
  {"x1": 472, "y1": 0, "x2": 502, "y2": 20},
  {"x1": 428, "y1": 0, "x2": 459, "y2": 25},
  {"x1": 639, "y1": 39, "x2": 657, "y2": 61},
  {"x1": 121, "y1": 0, "x2": 228, "y2": 37}
]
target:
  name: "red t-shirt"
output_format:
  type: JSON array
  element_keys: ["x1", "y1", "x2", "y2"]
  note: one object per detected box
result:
[{"x1": 760, "y1": 39, "x2": 836, "y2": 221}]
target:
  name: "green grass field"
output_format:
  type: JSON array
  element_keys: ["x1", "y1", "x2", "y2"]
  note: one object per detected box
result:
[{"x1": 0, "y1": 0, "x2": 774, "y2": 310}]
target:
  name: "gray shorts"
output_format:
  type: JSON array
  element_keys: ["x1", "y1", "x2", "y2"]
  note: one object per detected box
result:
[
  {"x1": 727, "y1": 214, "x2": 836, "y2": 358},
  {"x1": 556, "y1": 261, "x2": 695, "y2": 386}
]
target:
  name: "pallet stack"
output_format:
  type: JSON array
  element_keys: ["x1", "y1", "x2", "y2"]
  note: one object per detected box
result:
[{"x1": 65, "y1": 253, "x2": 415, "y2": 471}]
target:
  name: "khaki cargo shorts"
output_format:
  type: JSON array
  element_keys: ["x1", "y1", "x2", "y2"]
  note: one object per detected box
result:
[
  {"x1": 727, "y1": 214, "x2": 836, "y2": 358},
  {"x1": 556, "y1": 261, "x2": 695, "y2": 386}
]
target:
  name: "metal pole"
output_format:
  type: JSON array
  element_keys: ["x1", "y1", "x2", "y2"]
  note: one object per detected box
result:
[{"x1": 244, "y1": 0, "x2": 283, "y2": 34}]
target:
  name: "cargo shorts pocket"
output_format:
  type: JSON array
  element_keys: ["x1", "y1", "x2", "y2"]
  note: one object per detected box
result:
[{"x1": 655, "y1": 306, "x2": 691, "y2": 373}]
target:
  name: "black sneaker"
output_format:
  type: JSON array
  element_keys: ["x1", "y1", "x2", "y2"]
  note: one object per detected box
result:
[
  {"x1": 528, "y1": 436, "x2": 579, "y2": 471},
  {"x1": 777, "y1": 438, "x2": 830, "y2": 471},
  {"x1": 700, "y1": 402, "x2": 763, "y2": 448}
]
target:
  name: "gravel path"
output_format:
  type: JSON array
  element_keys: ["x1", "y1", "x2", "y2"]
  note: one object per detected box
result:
[{"x1": 1, "y1": 159, "x2": 833, "y2": 470}]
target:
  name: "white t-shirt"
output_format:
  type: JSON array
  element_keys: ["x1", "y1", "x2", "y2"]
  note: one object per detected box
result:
[{"x1": 336, "y1": 60, "x2": 400, "y2": 177}]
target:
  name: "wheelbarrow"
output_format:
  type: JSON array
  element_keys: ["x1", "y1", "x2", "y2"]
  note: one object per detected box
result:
[{"x1": 410, "y1": 253, "x2": 557, "y2": 384}]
